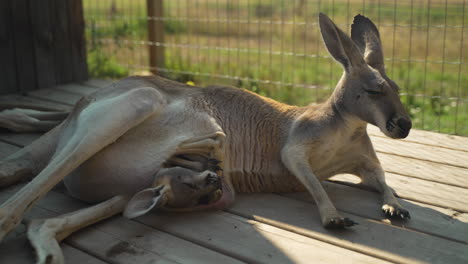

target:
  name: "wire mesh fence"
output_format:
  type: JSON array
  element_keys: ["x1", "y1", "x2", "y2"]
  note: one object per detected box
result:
[{"x1": 83, "y1": 0, "x2": 467, "y2": 136}]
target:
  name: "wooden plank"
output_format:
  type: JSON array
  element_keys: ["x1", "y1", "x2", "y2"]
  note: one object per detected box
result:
[
  {"x1": 368, "y1": 125, "x2": 468, "y2": 152},
  {"x1": 62, "y1": 245, "x2": 108, "y2": 264},
  {"x1": 0, "y1": 142, "x2": 20, "y2": 159},
  {"x1": 10, "y1": 0, "x2": 37, "y2": 93},
  {"x1": 52, "y1": 0, "x2": 74, "y2": 84},
  {"x1": 378, "y1": 152, "x2": 468, "y2": 188},
  {"x1": 18, "y1": 188, "x2": 388, "y2": 264},
  {"x1": 0, "y1": 186, "x2": 243, "y2": 264},
  {"x1": 55, "y1": 83, "x2": 99, "y2": 96},
  {"x1": 0, "y1": 94, "x2": 72, "y2": 111},
  {"x1": 331, "y1": 172, "x2": 468, "y2": 213},
  {"x1": 228, "y1": 193, "x2": 468, "y2": 264},
  {"x1": 371, "y1": 136, "x2": 468, "y2": 168},
  {"x1": 0, "y1": 133, "x2": 42, "y2": 147},
  {"x1": 284, "y1": 182, "x2": 468, "y2": 244},
  {"x1": 0, "y1": 0, "x2": 17, "y2": 94},
  {"x1": 385, "y1": 173, "x2": 468, "y2": 213},
  {"x1": 136, "y1": 211, "x2": 390, "y2": 264},
  {"x1": 69, "y1": 217, "x2": 241, "y2": 264},
  {"x1": 68, "y1": 0, "x2": 88, "y2": 81},
  {"x1": 27, "y1": 88, "x2": 83, "y2": 105},
  {"x1": 82, "y1": 79, "x2": 113, "y2": 89},
  {"x1": 29, "y1": 0, "x2": 56, "y2": 89}
]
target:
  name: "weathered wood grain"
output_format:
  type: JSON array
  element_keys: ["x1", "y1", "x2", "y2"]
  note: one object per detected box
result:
[
  {"x1": 230, "y1": 193, "x2": 468, "y2": 264},
  {"x1": 0, "y1": 94, "x2": 71, "y2": 111},
  {"x1": 377, "y1": 152, "x2": 468, "y2": 188},
  {"x1": 0, "y1": 185, "x2": 244, "y2": 264},
  {"x1": 331, "y1": 172, "x2": 468, "y2": 213},
  {"x1": 283, "y1": 181, "x2": 468, "y2": 244},
  {"x1": 136, "y1": 210, "x2": 389, "y2": 264}
]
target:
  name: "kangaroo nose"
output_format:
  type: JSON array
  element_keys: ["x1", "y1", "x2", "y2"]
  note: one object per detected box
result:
[{"x1": 397, "y1": 118, "x2": 412, "y2": 137}]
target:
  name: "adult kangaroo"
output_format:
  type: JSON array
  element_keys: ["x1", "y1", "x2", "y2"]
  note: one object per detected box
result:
[{"x1": 0, "y1": 13, "x2": 411, "y2": 263}]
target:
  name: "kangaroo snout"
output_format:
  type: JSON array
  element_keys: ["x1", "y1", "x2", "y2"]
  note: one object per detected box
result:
[
  {"x1": 397, "y1": 118, "x2": 412, "y2": 136},
  {"x1": 387, "y1": 116, "x2": 411, "y2": 139}
]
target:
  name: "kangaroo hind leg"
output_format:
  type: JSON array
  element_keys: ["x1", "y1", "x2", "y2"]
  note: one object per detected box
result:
[{"x1": 0, "y1": 87, "x2": 164, "y2": 241}]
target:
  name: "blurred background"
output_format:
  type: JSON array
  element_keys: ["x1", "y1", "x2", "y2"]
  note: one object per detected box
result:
[{"x1": 83, "y1": 0, "x2": 467, "y2": 135}]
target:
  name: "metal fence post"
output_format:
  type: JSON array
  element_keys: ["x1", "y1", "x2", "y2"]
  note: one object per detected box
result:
[{"x1": 147, "y1": 0, "x2": 165, "y2": 75}]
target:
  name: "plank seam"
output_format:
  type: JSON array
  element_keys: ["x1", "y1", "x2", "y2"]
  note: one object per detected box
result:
[
  {"x1": 369, "y1": 133, "x2": 468, "y2": 153},
  {"x1": 376, "y1": 150, "x2": 468, "y2": 169},
  {"x1": 275, "y1": 192, "x2": 468, "y2": 246}
]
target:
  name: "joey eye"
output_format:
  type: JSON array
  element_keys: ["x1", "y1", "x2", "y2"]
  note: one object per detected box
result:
[{"x1": 183, "y1": 182, "x2": 199, "y2": 190}]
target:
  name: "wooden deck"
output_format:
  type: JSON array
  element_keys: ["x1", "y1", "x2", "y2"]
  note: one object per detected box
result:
[{"x1": 0, "y1": 80, "x2": 467, "y2": 264}]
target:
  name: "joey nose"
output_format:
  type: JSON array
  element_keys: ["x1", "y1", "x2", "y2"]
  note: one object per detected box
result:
[
  {"x1": 397, "y1": 118, "x2": 412, "y2": 138},
  {"x1": 205, "y1": 173, "x2": 220, "y2": 187}
]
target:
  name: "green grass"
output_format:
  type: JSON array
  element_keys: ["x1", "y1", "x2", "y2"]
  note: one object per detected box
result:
[{"x1": 83, "y1": 0, "x2": 467, "y2": 135}]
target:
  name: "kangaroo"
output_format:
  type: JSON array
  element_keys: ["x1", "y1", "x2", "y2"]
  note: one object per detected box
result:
[{"x1": 0, "y1": 14, "x2": 411, "y2": 263}]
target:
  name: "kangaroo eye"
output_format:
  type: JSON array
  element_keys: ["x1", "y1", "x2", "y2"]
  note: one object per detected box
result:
[{"x1": 366, "y1": 90, "x2": 384, "y2": 95}]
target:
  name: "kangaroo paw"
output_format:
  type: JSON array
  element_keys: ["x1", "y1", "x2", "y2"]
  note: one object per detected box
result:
[
  {"x1": 323, "y1": 216, "x2": 358, "y2": 229},
  {"x1": 382, "y1": 204, "x2": 411, "y2": 220}
]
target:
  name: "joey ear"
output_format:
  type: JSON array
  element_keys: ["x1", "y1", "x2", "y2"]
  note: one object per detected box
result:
[
  {"x1": 123, "y1": 185, "x2": 168, "y2": 219},
  {"x1": 351, "y1": 14, "x2": 385, "y2": 72},
  {"x1": 318, "y1": 13, "x2": 366, "y2": 72}
]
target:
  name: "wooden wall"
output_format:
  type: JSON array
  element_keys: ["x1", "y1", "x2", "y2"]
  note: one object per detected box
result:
[{"x1": 0, "y1": 0, "x2": 87, "y2": 95}]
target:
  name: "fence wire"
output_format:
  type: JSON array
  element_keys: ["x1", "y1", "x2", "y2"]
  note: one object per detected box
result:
[{"x1": 83, "y1": 0, "x2": 467, "y2": 136}]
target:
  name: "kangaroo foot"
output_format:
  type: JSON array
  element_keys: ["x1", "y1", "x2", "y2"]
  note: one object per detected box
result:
[
  {"x1": 322, "y1": 211, "x2": 358, "y2": 229},
  {"x1": 382, "y1": 204, "x2": 411, "y2": 220}
]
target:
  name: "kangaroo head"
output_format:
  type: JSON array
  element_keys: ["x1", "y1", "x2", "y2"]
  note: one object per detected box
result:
[
  {"x1": 319, "y1": 13, "x2": 411, "y2": 139},
  {"x1": 123, "y1": 167, "x2": 221, "y2": 219}
]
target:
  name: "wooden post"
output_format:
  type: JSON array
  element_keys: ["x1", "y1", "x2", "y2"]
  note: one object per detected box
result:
[
  {"x1": 147, "y1": 0, "x2": 165, "y2": 75},
  {"x1": 0, "y1": 0, "x2": 17, "y2": 94},
  {"x1": 0, "y1": 0, "x2": 87, "y2": 95}
]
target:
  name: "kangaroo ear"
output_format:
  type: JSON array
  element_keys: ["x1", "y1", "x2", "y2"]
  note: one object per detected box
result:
[
  {"x1": 319, "y1": 13, "x2": 366, "y2": 72},
  {"x1": 351, "y1": 14, "x2": 385, "y2": 72},
  {"x1": 123, "y1": 185, "x2": 168, "y2": 219}
]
